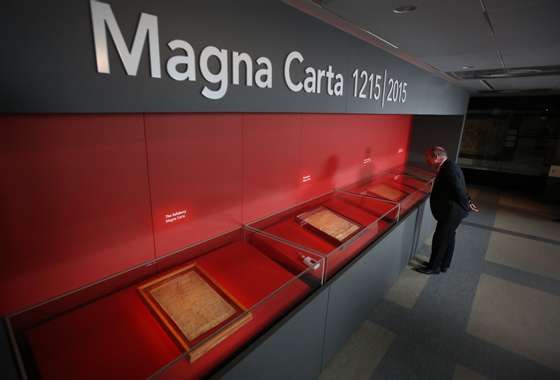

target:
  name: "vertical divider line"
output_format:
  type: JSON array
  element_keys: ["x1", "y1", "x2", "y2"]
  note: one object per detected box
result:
[
  {"x1": 405, "y1": 115, "x2": 413, "y2": 164},
  {"x1": 142, "y1": 113, "x2": 158, "y2": 260},
  {"x1": 299, "y1": 113, "x2": 305, "y2": 199},
  {"x1": 319, "y1": 286, "x2": 331, "y2": 371},
  {"x1": 344, "y1": 51, "x2": 351, "y2": 115},
  {"x1": 241, "y1": 113, "x2": 246, "y2": 225},
  {"x1": 382, "y1": 69, "x2": 387, "y2": 109}
]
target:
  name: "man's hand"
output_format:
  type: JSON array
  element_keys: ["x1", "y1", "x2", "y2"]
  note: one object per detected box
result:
[{"x1": 469, "y1": 201, "x2": 480, "y2": 213}]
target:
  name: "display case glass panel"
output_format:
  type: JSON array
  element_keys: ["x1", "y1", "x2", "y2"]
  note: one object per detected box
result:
[
  {"x1": 6, "y1": 228, "x2": 324, "y2": 380},
  {"x1": 389, "y1": 164, "x2": 437, "y2": 182},
  {"x1": 247, "y1": 191, "x2": 399, "y2": 279},
  {"x1": 344, "y1": 168, "x2": 433, "y2": 216}
]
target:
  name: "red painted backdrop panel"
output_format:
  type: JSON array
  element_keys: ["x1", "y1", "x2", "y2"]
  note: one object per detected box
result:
[
  {"x1": 0, "y1": 115, "x2": 155, "y2": 315},
  {"x1": 366, "y1": 114, "x2": 412, "y2": 171},
  {"x1": 145, "y1": 114, "x2": 244, "y2": 257},
  {"x1": 299, "y1": 114, "x2": 411, "y2": 201},
  {"x1": 299, "y1": 114, "x2": 347, "y2": 201},
  {"x1": 243, "y1": 113, "x2": 411, "y2": 223},
  {"x1": 0, "y1": 112, "x2": 412, "y2": 315},
  {"x1": 243, "y1": 114, "x2": 303, "y2": 223}
]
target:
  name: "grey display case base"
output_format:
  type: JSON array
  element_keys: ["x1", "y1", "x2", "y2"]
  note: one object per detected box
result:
[
  {"x1": 218, "y1": 202, "x2": 432, "y2": 380},
  {"x1": 0, "y1": 320, "x2": 19, "y2": 380}
]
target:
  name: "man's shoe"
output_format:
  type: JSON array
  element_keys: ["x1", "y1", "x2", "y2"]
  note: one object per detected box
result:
[
  {"x1": 441, "y1": 267, "x2": 448, "y2": 273},
  {"x1": 415, "y1": 267, "x2": 440, "y2": 275}
]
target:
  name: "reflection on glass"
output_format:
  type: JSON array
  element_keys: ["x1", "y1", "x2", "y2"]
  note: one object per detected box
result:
[
  {"x1": 248, "y1": 191, "x2": 399, "y2": 279},
  {"x1": 7, "y1": 228, "x2": 323, "y2": 380}
]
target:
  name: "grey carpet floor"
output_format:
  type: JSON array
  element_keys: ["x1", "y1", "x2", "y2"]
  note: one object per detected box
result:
[{"x1": 321, "y1": 187, "x2": 560, "y2": 380}]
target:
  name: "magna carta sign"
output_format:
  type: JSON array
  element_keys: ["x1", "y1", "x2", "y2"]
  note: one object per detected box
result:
[
  {"x1": 91, "y1": 1, "x2": 392, "y2": 102},
  {"x1": 0, "y1": 0, "x2": 468, "y2": 114}
]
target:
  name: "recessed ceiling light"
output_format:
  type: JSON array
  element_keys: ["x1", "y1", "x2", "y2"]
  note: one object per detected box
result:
[
  {"x1": 393, "y1": 5, "x2": 417, "y2": 14},
  {"x1": 462, "y1": 65, "x2": 474, "y2": 70}
]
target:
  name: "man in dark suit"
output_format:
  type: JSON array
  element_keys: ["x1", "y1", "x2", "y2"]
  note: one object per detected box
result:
[{"x1": 416, "y1": 146, "x2": 479, "y2": 275}]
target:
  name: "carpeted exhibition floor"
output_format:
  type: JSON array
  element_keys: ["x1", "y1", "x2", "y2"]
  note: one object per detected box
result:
[{"x1": 320, "y1": 187, "x2": 560, "y2": 380}]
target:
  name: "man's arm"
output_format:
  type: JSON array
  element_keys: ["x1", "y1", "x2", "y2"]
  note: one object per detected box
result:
[{"x1": 445, "y1": 163, "x2": 470, "y2": 211}]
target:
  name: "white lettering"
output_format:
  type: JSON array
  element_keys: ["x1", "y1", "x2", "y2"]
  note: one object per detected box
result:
[
  {"x1": 200, "y1": 46, "x2": 228, "y2": 100},
  {"x1": 316, "y1": 69, "x2": 326, "y2": 94},
  {"x1": 90, "y1": 0, "x2": 161, "y2": 77},
  {"x1": 89, "y1": 5, "x2": 359, "y2": 102},
  {"x1": 284, "y1": 51, "x2": 303, "y2": 92},
  {"x1": 284, "y1": 52, "x2": 343, "y2": 96},
  {"x1": 255, "y1": 57, "x2": 272, "y2": 88},
  {"x1": 326, "y1": 65, "x2": 335, "y2": 96},
  {"x1": 303, "y1": 67, "x2": 316, "y2": 93},
  {"x1": 166, "y1": 39, "x2": 196, "y2": 81},
  {"x1": 232, "y1": 51, "x2": 253, "y2": 86},
  {"x1": 334, "y1": 74, "x2": 344, "y2": 96}
]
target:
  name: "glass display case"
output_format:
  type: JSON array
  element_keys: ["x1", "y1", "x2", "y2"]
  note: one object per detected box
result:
[
  {"x1": 6, "y1": 228, "x2": 324, "y2": 380},
  {"x1": 247, "y1": 191, "x2": 400, "y2": 279},
  {"x1": 344, "y1": 167, "x2": 433, "y2": 216},
  {"x1": 389, "y1": 164, "x2": 437, "y2": 182}
]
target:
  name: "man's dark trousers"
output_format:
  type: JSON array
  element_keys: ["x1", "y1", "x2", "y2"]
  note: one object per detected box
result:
[{"x1": 428, "y1": 203, "x2": 467, "y2": 271}]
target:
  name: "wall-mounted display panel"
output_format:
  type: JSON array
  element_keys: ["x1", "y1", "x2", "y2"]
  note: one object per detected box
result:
[
  {"x1": 0, "y1": 114, "x2": 155, "y2": 316},
  {"x1": 144, "y1": 113, "x2": 244, "y2": 257},
  {"x1": 0, "y1": 112, "x2": 413, "y2": 317},
  {"x1": 243, "y1": 113, "x2": 303, "y2": 223},
  {"x1": 7, "y1": 228, "x2": 323, "y2": 380}
]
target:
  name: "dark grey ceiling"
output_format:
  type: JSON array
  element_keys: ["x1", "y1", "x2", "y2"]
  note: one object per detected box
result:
[{"x1": 286, "y1": 0, "x2": 560, "y2": 95}]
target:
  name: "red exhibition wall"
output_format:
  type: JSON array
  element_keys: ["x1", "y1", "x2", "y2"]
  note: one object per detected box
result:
[{"x1": 0, "y1": 113, "x2": 411, "y2": 315}]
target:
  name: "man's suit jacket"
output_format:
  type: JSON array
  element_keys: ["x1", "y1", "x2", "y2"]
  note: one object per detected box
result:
[{"x1": 430, "y1": 159, "x2": 470, "y2": 221}]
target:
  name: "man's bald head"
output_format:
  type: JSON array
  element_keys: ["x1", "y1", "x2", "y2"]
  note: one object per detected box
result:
[{"x1": 425, "y1": 146, "x2": 448, "y2": 168}]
